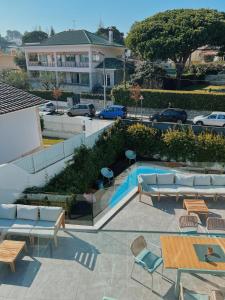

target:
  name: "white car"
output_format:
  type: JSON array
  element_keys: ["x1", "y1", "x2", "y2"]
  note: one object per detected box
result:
[
  {"x1": 193, "y1": 112, "x2": 225, "y2": 127},
  {"x1": 39, "y1": 101, "x2": 56, "y2": 113}
]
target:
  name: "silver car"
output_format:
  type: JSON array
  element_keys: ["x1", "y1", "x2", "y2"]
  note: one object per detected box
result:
[
  {"x1": 67, "y1": 104, "x2": 95, "y2": 117},
  {"x1": 193, "y1": 112, "x2": 225, "y2": 127}
]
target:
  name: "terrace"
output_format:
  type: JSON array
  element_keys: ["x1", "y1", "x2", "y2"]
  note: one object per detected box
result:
[{"x1": 0, "y1": 191, "x2": 224, "y2": 300}]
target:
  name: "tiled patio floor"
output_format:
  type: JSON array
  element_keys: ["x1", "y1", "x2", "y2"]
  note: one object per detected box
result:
[{"x1": 0, "y1": 194, "x2": 224, "y2": 300}]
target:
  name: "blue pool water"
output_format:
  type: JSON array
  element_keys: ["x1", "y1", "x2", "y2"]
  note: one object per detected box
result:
[{"x1": 109, "y1": 166, "x2": 172, "y2": 208}]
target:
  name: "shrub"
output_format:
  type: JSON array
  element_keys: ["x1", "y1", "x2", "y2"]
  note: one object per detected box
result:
[
  {"x1": 162, "y1": 129, "x2": 196, "y2": 161},
  {"x1": 111, "y1": 85, "x2": 225, "y2": 111},
  {"x1": 126, "y1": 123, "x2": 159, "y2": 157},
  {"x1": 195, "y1": 132, "x2": 225, "y2": 162},
  {"x1": 81, "y1": 92, "x2": 111, "y2": 101},
  {"x1": 30, "y1": 90, "x2": 75, "y2": 101}
]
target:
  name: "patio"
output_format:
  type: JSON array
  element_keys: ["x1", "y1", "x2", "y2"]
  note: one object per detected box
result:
[{"x1": 0, "y1": 194, "x2": 224, "y2": 300}]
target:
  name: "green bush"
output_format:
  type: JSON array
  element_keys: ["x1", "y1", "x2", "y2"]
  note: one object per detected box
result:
[
  {"x1": 126, "y1": 123, "x2": 159, "y2": 157},
  {"x1": 162, "y1": 129, "x2": 196, "y2": 161},
  {"x1": 81, "y1": 93, "x2": 111, "y2": 101},
  {"x1": 30, "y1": 90, "x2": 75, "y2": 101},
  {"x1": 111, "y1": 85, "x2": 225, "y2": 110}
]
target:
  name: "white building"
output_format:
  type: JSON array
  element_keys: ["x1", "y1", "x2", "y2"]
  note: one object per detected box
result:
[
  {"x1": 24, "y1": 29, "x2": 125, "y2": 93},
  {"x1": 0, "y1": 82, "x2": 45, "y2": 164}
]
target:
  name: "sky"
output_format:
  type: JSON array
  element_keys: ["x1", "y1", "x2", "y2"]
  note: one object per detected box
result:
[{"x1": 1, "y1": 0, "x2": 225, "y2": 36}]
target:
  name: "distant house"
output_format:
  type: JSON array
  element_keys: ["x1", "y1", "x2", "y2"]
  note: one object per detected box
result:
[
  {"x1": 190, "y1": 46, "x2": 225, "y2": 64},
  {"x1": 23, "y1": 29, "x2": 125, "y2": 93},
  {"x1": 0, "y1": 82, "x2": 46, "y2": 164}
]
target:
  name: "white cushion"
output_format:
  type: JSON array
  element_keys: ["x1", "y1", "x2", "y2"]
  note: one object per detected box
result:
[
  {"x1": 40, "y1": 206, "x2": 62, "y2": 222},
  {"x1": 0, "y1": 204, "x2": 16, "y2": 220},
  {"x1": 178, "y1": 186, "x2": 197, "y2": 194},
  {"x1": 157, "y1": 185, "x2": 178, "y2": 193},
  {"x1": 175, "y1": 174, "x2": 194, "y2": 187},
  {"x1": 7, "y1": 220, "x2": 36, "y2": 236},
  {"x1": 0, "y1": 219, "x2": 14, "y2": 230},
  {"x1": 140, "y1": 174, "x2": 157, "y2": 185},
  {"x1": 211, "y1": 175, "x2": 225, "y2": 186},
  {"x1": 194, "y1": 175, "x2": 211, "y2": 186},
  {"x1": 31, "y1": 220, "x2": 55, "y2": 237},
  {"x1": 17, "y1": 205, "x2": 39, "y2": 221},
  {"x1": 157, "y1": 173, "x2": 174, "y2": 185}
]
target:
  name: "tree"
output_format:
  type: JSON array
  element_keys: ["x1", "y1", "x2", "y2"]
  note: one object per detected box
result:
[
  {"x1": 50, "y1": 26, "x2": 55, "y2": 37},
  {"x1": 0, "y1": 35, "x2": 8, "y2": 50},
  {"x1": 22, "y1": 30, "x2": 48, "y2": 44},
  {"x1": 131, "y1": 61, "x2": 166, "y2": 88},
  {"x1": 126, "y1": 9, "x2": 225, "y2": 88},
  {"x1": 96, "y1": 26, "x2": 124, "y2": 44},
  {"x1": 6, "y1": 30, "x2": 22, "y2": 41},
  {"x1": 0, "y1": 70, "x2": 30, "y2": 90},
  {"x1": 14, "y1": 51, "x2": 27, "y2": 70}
]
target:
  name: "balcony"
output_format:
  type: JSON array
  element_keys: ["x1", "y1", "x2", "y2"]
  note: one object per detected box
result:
[{"x1": 57, "y1": 61, "x2": 89, "y2": 68}]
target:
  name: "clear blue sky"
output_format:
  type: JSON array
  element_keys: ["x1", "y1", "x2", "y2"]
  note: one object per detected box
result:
[{"x1": 1, "y1": 0, "x2": 225, "y2": 36}]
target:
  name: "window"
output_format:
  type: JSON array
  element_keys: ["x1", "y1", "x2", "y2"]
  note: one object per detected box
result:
[
  {"x1": 162, "y1": 109, "x2": 174, "y2": 116},
  {"x1": 80, "y1": 54, "x2": 89, "y2": 63},
  {"x1": 106, "y1": 74, "x2": 111, "y2": 86},
  {"x1": 30, "y1": 71, "x2": 40, "y2": 78},
  {"x1": 208, "y1": 114, "x2": 217, "y2": 119},
  {"x1": 71, "y1": 73, "x2": 80, "y2": 84},
  {"x1": 92, "y1": 54, "x2": 100, "y2": 62},
  {"x1": 80, "y1": 73, "x2": 90, "y2": 85},
  {"x1": 218, "y1": 114, "x2": 225, "y2": 119}
]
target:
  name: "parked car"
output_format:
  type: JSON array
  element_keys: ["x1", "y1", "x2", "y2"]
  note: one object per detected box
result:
[
  {"x1": 149, "y1": 108, "x2": 187, "y2": 123},
  {"x1": 193, "y1": 112, "x2": 225, "y2": 127},
  {"x1": 98, "y1": 105, "x2": 127, "y2": 119},
  {"x1": 39, "y1": 101, "x2": 56, "y2": 113},
  {"x1": 67, "y1": 104, "x2": 95, "y2": 117}
]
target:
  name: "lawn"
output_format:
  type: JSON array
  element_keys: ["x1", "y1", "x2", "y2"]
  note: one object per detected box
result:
[{"x1": 43, "y1": 137, "x2": 64, "y2": 148}]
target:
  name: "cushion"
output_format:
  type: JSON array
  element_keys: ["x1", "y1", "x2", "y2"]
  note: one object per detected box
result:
[
  {"x1": 17, "y1": 205, "x2": 39, "y2": 221},
  {"x1": 0, "y1": 219, "x2": 14, "y2": 230},
  {"x1": 157, "y1": 173, "x2": 174, "y2": 185},
  {"x1": 40, "y1": 206, "x2": 62, "y2": 222},
  {"x1": 7, "y1": 219, "x2": 36, "y2": 236},
  {"x1": 211, "y1": 175, "x2": 225, "y2": 186},
  {"x1": 30, "y1": 220, "x2": 55, "y2": 237},
  {"x1": 175, "y1": 174, "x2": 194, "y2": 187},
  {"x1": 140, "y1": 174, "x2": 157, "y2": 185},
  {"x1": 194, "y1": 175, "x2": 211, "y2": 186},
  {"x1": 157, "y1": 185, "x2": 178, "y2": 193},
  {"x1": 0, "y1": 204, "x2": 16, "y2": 220}
]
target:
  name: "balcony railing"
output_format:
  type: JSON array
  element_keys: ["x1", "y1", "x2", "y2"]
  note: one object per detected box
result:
[{"x1": 28, "y1": 61, "x2": 55, "y2": 67}]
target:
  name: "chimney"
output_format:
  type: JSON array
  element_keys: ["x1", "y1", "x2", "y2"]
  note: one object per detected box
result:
[{"x1": 108, "y1": 27, "x2": 113, "y2": 43}]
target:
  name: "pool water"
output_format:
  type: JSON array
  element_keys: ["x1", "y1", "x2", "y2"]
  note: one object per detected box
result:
[{"x1": 109, "y1": 166, "x2": 172, "y2": 208}]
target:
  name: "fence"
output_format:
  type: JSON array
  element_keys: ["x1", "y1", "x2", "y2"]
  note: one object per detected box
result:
[
  {"x1": 13, "y1": 123, "x2": 112, "y2": 174},
  {"x1": 13, "y1": 133, "x2": 84, "y2": 174}
]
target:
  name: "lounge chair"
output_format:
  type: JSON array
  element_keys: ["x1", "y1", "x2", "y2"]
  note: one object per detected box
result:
[
  {"x1": 206, "y1": 217, "x2": 225, "y2": 236},
  {"x1": 130, "y1": 235, "x2": 163, "y2": 290},
  {"x1": 179, "y1": 215, "x2": 198, "y2": 234}
]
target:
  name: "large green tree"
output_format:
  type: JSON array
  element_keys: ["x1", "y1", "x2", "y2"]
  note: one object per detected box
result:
[
  {"x1": 126, "y1": 9, "x2": 225, "y2": 88},
  {"x1": 96, "y1": 26, "x2": 124, "y2": 45},
  {"x1": 22, "y1": 30, "x2": 48, "y2": 44}
]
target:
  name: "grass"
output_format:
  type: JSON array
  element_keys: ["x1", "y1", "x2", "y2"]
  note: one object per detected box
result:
[{"x1": 43, "y1": 137, "x2": 64, "y2": 148}]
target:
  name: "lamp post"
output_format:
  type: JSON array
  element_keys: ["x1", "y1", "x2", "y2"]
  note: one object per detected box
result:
[
  {"x1": 140, "y1": 95, "x2": 144, "y2": 121},
  {"x1": 97, "y1": 51, "x2": 106, "y2": 109}
]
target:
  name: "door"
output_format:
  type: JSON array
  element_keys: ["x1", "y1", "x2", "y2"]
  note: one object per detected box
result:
[
  {"x1": 205, "y1": 114, "x2": 217, "y2": 126},
  {"x1": 216, "y1": 114, "x2": 225, "y2": 127},
  {"x1": 160, "y1": 109, "x2": 174, "y2": 122},
  {"x1": 103, "y1": 107, "x2": 114, "y2": 119}
]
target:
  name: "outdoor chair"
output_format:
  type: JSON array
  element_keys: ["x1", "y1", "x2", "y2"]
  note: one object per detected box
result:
[
  {"x1": 179, "y1": 283, "x2": 224, "y2": 300},
  {"x1": 130, "y1": 235, "x2": 163, "y2": 290},
  {"x1": 125, "y1": 150, "x2": 136, "y2": 163},
  {"x1": 206, "y1": 217, "x2": 225, "y2": 236},
  {"x1": 101, "y1": 167, "x2": 114, "y2": 184},
  {"x1": 179, "y1": 215, "x2": 198, "y2": 234}
]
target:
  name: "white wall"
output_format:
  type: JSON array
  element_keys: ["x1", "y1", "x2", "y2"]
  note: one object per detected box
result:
[{"x1": 0, "y1": 107, "x2": 42, "y2": 164}]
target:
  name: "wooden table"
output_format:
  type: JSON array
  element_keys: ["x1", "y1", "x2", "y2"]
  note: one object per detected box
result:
[
  {"x1": 160, "y1": 236, "x2": 225, "y2": 296},
  {"x1": 0, "y1": 240, "x2": 27, "y2": 272},
  {"x1": 183, "y1": 199, "x2": 209, "y2": 217}
]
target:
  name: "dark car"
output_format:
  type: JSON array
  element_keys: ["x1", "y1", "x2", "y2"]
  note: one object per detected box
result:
[
  {"x1": 149, "y1": 108, "x2": 187, "y2": 123},
  {"x1": 67, "y1": 103, "x2": 96, "y2": 117}
]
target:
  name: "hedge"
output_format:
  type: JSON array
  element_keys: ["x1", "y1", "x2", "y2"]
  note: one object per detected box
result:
[
  {"x1": 111, "y1": 86, "x2": 225, "y2": 111},
  {"x1": 81, "y1": 93, "x2": 111, "y2": 101},
  {"x1": 29, "y1": 90, "x2": 75, "y2": 102}
]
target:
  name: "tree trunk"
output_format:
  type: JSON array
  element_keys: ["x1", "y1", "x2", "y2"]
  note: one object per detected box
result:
[{"x1": 175, "y1": 63, "x2": 185, "y2": 90}]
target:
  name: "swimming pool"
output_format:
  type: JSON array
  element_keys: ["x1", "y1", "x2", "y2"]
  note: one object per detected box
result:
[{"x1": 109, "y1": 165, "x2": 172, "y2": 208}]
